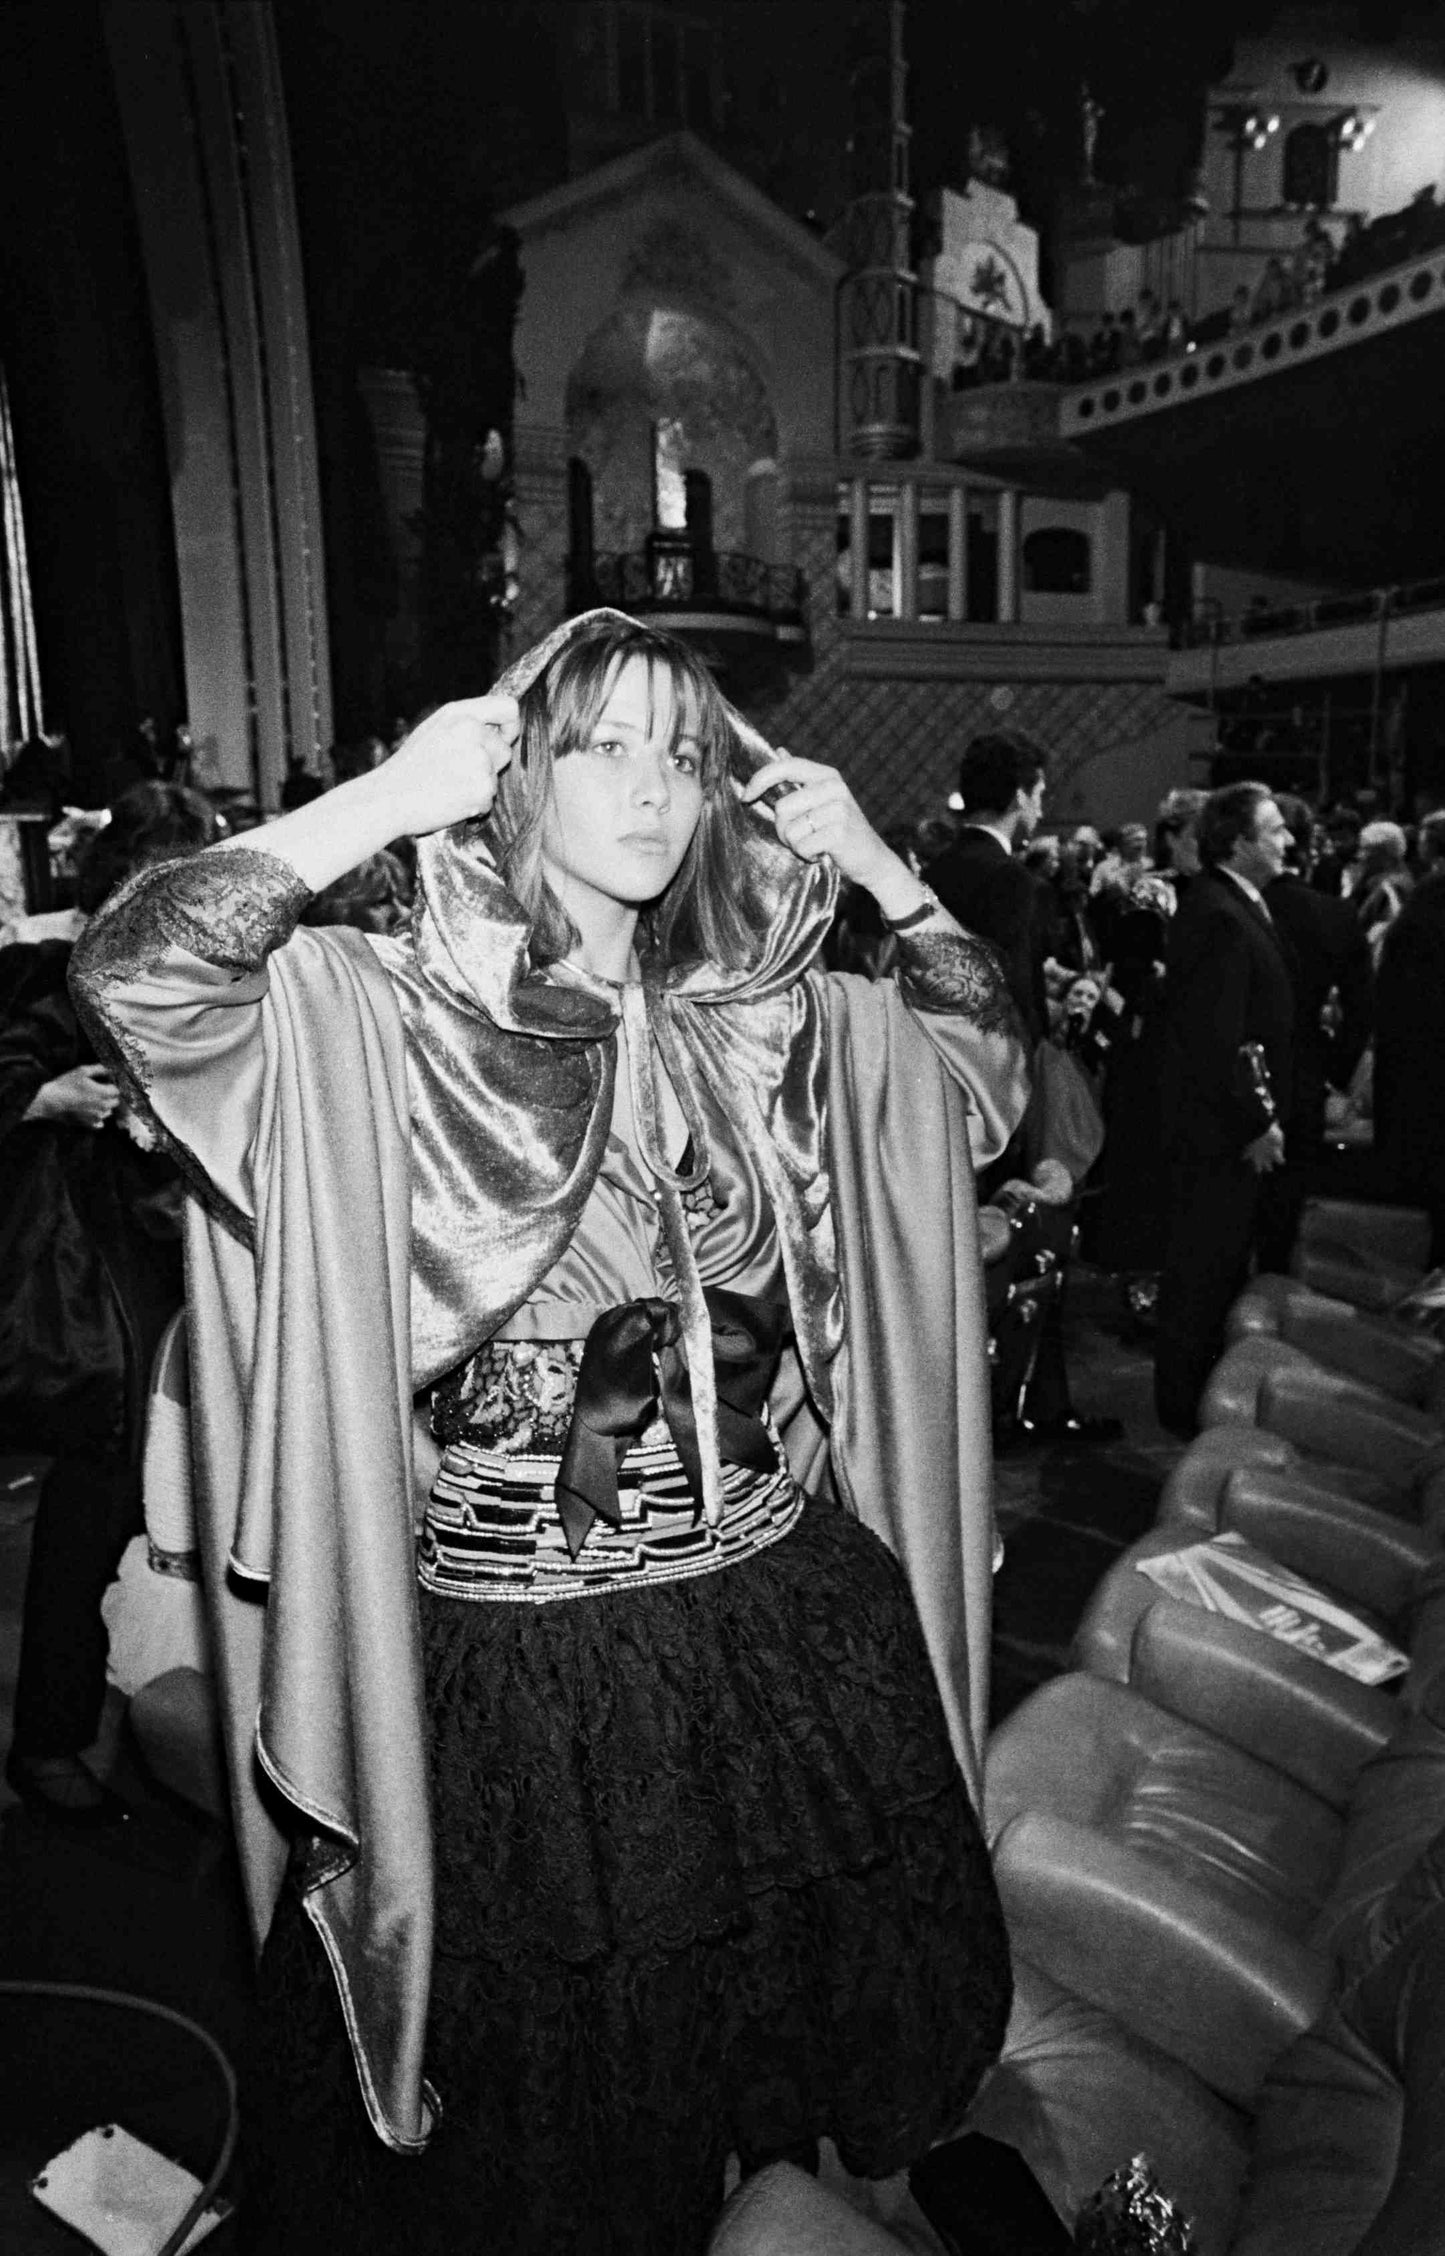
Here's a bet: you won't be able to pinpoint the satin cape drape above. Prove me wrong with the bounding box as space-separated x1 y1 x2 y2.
71 610 1026 2154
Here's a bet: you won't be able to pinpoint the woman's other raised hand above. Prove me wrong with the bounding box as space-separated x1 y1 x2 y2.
741 754 929 924
383 696 521 837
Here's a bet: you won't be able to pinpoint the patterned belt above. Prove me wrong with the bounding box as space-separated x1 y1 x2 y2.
419 1437 803 1605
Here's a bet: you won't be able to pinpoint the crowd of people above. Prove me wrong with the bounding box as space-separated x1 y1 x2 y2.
838 762 1445 1445
919 758 1433 1425
6 639 1445 2250
954 181 1445 392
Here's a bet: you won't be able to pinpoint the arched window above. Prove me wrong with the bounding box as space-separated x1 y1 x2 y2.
1022 525 1092 595
1283 121 1338 209
567 457 596 607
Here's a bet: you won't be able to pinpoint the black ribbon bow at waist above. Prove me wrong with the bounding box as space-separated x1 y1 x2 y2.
554 1289 788 1560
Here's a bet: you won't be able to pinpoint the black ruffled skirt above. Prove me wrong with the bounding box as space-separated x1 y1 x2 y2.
243 1497 1011 2256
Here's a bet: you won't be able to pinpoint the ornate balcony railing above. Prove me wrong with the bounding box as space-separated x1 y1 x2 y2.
1060 242 1445 437
1176 572 1445 650
573 545 808 640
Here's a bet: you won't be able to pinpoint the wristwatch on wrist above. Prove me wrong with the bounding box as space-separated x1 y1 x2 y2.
883 884 941 934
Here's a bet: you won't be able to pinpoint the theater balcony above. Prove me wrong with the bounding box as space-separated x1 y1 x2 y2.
568 537 810 700
932 381 1094 497
1169 574 1445 696
1056 241 1445 589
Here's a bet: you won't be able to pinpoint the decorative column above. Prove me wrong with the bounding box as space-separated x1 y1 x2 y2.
103 0 331 806
508 422 570 653
358 368 424 678
896 479 919 621
848 476 870 620
997 487 1020 624
834 0 919 461
947 485 967 622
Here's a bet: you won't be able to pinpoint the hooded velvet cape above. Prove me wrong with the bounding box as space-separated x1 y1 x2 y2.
72 612 1029 2153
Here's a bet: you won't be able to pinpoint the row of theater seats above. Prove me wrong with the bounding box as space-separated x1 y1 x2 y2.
966 1198 1445 2252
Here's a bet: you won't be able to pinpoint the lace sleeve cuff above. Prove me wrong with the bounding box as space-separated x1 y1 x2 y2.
69 847 317 1245
893 909 1026 1042
138 846 313 970
73 845 313 1000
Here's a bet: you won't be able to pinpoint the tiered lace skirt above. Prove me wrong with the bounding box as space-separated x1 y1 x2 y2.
244 1489 1011 2256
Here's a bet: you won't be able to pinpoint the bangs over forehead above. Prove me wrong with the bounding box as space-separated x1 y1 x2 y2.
493 615 772 972
539 623 733 791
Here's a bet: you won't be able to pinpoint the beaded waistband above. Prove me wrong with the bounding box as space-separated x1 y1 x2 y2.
419 1429 803 1606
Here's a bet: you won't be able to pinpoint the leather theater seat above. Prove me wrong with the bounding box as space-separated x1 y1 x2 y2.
100 1312 228 1821
976 1599 1445 2248
706 2162 943 2256
1291 1197 1431 1313
985 1598 1445 2050
964 1209 1445 2246
1200 1336 1445 1511
1157 1423 1431 1530
1228 1273 1445 1412
969 1820 1445 2254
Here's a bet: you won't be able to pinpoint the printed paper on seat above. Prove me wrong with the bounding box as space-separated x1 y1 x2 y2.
1134 1532 1408 1686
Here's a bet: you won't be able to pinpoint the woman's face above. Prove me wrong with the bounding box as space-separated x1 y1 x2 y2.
1172 821 1202 877
541 656 706 918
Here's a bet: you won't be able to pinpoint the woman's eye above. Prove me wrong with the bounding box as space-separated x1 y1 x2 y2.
589 737 627 757
671 751 699 777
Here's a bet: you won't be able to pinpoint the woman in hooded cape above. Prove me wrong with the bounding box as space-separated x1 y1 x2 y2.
72 612 1029 2256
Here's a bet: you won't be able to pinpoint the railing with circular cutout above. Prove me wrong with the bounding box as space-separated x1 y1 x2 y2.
1060 248 1445 436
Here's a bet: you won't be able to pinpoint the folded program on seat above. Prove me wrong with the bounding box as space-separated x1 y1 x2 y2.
1075 1465 1445 1712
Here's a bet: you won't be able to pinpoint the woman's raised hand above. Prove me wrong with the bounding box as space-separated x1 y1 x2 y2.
741 753 927 922
383 696 522 836
207 692 522 895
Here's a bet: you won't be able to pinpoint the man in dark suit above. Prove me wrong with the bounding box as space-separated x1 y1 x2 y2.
930 731 1120 1447
1257 793 1373 1273
927 731 1054 1051
1155 782 1297 1436
1374 867 1445 1265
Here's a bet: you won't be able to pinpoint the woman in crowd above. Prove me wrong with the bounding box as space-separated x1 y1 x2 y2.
1351 818 1413 958
2 782 216 1822
1078 818 1182 1336
1045 833 1102 976
1155 787 1206 896
73 611 1026 2255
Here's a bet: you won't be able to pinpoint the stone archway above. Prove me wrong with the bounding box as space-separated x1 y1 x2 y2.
565 305 777 562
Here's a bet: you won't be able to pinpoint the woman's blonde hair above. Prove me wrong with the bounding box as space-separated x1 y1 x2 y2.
489 616 766 971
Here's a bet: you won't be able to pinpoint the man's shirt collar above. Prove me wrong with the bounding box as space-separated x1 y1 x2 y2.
1221 865 1267 912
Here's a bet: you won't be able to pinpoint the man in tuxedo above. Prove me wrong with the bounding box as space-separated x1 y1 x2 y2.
1257 793 1373 1272
927 731 1053 1048
930 732 1120 1447
1155 783 1297 1436
1374 866 1445 1265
